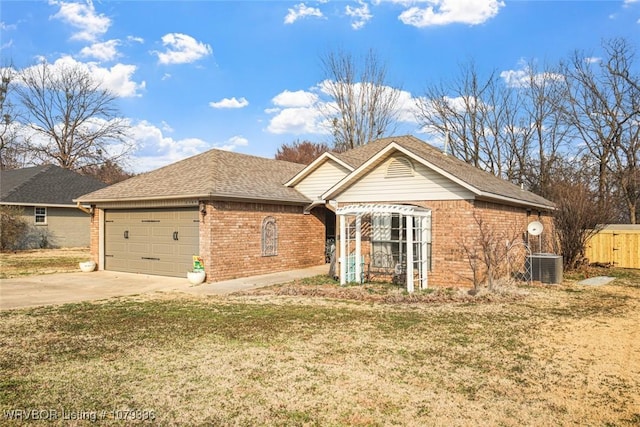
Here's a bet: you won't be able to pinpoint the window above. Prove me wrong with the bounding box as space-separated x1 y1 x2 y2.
261 216 278 256
371 213 431 271
35 207 47 224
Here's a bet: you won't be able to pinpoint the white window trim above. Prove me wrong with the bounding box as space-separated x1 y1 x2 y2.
34 207 47 225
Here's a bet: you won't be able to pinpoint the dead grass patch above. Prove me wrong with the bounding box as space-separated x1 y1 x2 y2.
1 269 640 425
1 250 638 425
0 248 90 279
234 275 530 305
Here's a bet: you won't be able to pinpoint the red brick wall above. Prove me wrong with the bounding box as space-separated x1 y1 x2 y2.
337 200 554 288
89 206 100 266
200 201 326 282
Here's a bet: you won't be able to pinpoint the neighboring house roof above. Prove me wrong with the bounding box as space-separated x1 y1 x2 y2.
1 165 107 206
77 149 310 204
323 135 555 210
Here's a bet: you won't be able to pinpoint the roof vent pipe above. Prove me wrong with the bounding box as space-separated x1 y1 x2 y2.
443 131 449 156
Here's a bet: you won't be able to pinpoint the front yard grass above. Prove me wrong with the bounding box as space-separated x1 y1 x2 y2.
1 264 639 426
0 248 90 279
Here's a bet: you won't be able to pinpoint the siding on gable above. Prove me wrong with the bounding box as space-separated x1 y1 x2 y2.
334 155 475 203
294 160 351 201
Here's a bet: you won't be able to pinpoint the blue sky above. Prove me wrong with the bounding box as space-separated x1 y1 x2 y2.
1 0 639 173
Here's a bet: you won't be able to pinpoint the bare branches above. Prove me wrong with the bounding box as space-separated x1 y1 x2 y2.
460 211 521 291
559 38 640 220
14 60 132 171
0 65 27 169
319 49 401 150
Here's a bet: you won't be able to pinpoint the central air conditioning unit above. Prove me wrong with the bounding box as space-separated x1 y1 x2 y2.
527 253 563 284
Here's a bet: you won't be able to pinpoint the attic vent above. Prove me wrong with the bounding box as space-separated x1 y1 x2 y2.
386 157 414 178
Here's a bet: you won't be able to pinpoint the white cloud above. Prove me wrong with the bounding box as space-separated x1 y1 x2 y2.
211 136 249 152
1 39 13 50
49 0 111 42
397 0 505 27
395 89 420 123
25 56 145 97
346 0 373 30
500 62 564 89
585 57 601 64
272 90 318 107
266 83 419 135
267 107 328 135
85 62 145 97
79 39 120 61
129 121 208 172
284 3 324 24
209 97 249 109
155 33 212 65
161 121 174 133
1 21 18 31
127 35 144 44
127 121 251 172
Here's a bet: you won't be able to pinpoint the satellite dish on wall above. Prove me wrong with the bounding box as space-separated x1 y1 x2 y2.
527 221 544 236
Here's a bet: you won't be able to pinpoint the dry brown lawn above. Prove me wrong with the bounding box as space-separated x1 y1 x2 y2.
0 251 639 426
0 248 90 279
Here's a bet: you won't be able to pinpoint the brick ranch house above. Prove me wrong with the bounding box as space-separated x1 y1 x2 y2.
76 135 555 290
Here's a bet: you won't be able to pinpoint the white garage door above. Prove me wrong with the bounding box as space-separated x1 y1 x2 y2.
104 208 199 277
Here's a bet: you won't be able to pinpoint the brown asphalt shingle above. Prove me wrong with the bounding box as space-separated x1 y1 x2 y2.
331 135 555 209
78 135 554 210
77 149 309 204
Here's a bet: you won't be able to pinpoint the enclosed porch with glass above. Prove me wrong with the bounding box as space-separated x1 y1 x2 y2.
336 204 432 293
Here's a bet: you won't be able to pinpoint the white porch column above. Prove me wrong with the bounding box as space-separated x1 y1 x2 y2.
355 215 362 283
421 216 429 290
406 215 414 293
339 214 346 286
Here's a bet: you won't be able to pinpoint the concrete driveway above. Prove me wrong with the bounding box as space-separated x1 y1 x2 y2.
0 264 329 310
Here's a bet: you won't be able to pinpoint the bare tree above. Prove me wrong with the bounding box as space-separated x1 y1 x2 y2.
548 158 613 269
274 140 332 165
319 48 401 150
0 65 26 169
559 38 640 218
416 59 572 192
461 212 521 291
78 160 132 185
415 60 523 180
14 60 132 171
516 60 571 196
415 61 492 170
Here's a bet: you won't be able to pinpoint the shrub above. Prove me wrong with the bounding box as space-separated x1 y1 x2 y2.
0 206 29 250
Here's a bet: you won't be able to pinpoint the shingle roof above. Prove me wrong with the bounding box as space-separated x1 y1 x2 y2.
331 135 555 209
1 165 107 205
77 149 310 204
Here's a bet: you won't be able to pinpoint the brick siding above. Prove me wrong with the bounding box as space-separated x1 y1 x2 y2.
200 201 326 282
337 200 555 288
89 207 100 265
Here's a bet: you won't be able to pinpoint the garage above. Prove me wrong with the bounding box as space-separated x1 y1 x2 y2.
104 208 199 277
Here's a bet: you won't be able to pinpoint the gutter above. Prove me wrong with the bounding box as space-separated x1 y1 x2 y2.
76 192 311 207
